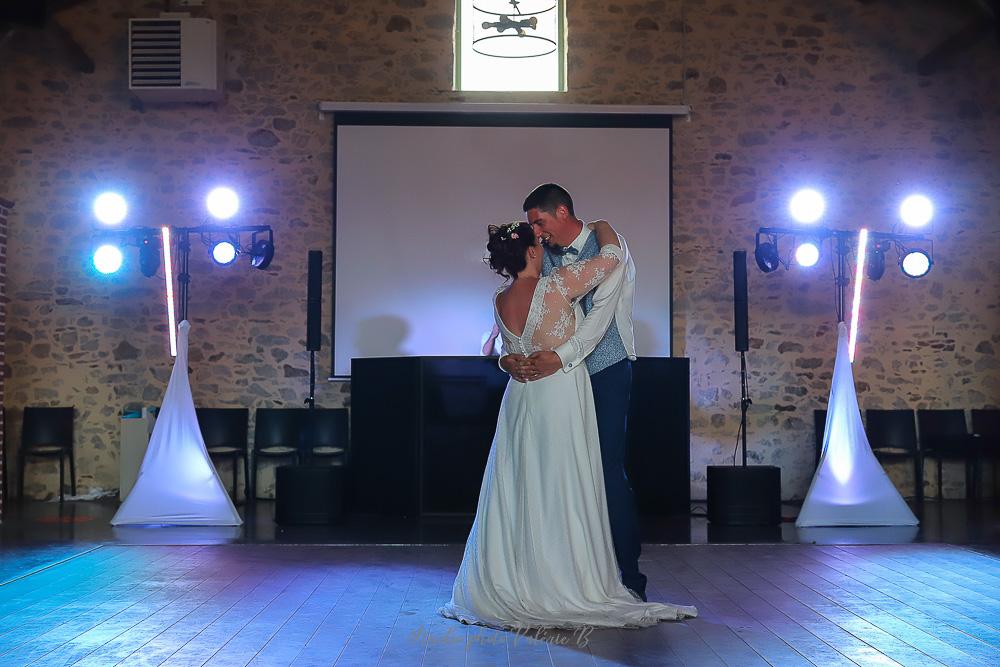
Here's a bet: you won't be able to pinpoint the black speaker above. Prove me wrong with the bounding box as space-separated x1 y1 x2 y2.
733 250 749 352
306 250 322 351
275 464 344 525
707 465 781 525
627 357 691 515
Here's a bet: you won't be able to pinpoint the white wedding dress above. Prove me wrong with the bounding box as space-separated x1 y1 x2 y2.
440 244 697 629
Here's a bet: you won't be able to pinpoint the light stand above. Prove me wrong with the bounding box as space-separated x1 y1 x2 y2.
835 231 850 323
95 223 276 341
746 224 933 529
306 352 316 410
304 250 324 411
739 349 750 467
755 226 930 324
177 229 192 322
171 224 274 321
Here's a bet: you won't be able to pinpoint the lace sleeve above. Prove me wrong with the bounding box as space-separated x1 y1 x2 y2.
550 244 623 303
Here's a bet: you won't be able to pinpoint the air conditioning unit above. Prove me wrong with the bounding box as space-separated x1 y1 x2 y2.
129 17 222 103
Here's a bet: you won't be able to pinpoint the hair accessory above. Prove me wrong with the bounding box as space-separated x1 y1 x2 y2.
498 221 523 241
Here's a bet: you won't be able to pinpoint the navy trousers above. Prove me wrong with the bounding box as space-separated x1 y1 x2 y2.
590 359 646 598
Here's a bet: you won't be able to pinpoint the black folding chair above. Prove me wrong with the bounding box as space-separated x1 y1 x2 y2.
917 409 976 499
18 407 75 502
813 409 827 468
197 408 250 503
865 409 923 502
301 408 349 464
252 408 308 500
971 409 1000 497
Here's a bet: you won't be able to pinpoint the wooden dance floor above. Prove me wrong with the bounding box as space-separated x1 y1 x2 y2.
1 543 998 666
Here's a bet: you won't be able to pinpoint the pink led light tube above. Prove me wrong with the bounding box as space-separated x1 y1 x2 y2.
162 226 178 357
849 228 868 363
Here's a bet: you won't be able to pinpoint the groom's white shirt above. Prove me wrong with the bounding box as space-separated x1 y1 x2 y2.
553 225 637 373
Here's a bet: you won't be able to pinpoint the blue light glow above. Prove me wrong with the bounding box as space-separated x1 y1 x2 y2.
206 187 239 220
794 242 820 267
789 189 826 224
899 194 933 228
901 250 931 278
93 245 124 274
211 241 238 265
93 192 128 225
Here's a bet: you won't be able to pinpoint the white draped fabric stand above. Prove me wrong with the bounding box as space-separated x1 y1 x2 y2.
111 321 242 526
796 323 918 527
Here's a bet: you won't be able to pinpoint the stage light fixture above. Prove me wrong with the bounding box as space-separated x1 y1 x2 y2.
206 187 239 220
93 244 123 274
900 249 932 278
794 241 820 268
754 235 780 273
211 240 238 266
138 236 161 277
899 194 933 228
789 189 825 224
93 192 128 226
249 231 275 270
866 240 889 281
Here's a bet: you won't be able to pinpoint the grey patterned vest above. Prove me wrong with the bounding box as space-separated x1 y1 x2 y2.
542 233 628 375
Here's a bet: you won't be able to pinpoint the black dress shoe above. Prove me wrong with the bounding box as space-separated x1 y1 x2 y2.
627 587 648 602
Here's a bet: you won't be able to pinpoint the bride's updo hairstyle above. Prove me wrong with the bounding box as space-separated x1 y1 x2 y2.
486 222 534 279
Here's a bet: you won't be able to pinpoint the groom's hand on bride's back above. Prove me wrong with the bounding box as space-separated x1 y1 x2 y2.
501 352 561 382
526 351 561 380
500 354 529 383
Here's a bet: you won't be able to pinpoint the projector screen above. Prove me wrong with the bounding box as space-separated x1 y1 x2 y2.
331 112 673 378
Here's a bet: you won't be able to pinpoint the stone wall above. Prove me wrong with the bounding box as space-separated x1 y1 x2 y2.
0 198 8 515
0 0 997 501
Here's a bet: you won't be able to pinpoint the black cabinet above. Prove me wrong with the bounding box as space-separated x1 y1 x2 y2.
350 356 690 517
628 357 691 515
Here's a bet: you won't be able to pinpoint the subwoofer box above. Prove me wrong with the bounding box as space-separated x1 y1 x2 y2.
707 465 781 526
275 464 344 525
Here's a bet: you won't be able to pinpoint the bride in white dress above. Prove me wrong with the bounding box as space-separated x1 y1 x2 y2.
439 220 697 630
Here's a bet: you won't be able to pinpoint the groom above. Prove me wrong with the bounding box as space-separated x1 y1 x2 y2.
500 183 647 601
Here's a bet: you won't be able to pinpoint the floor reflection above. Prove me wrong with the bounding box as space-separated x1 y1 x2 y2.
1 497 997 584
796 524 921 545
111 524 243 545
